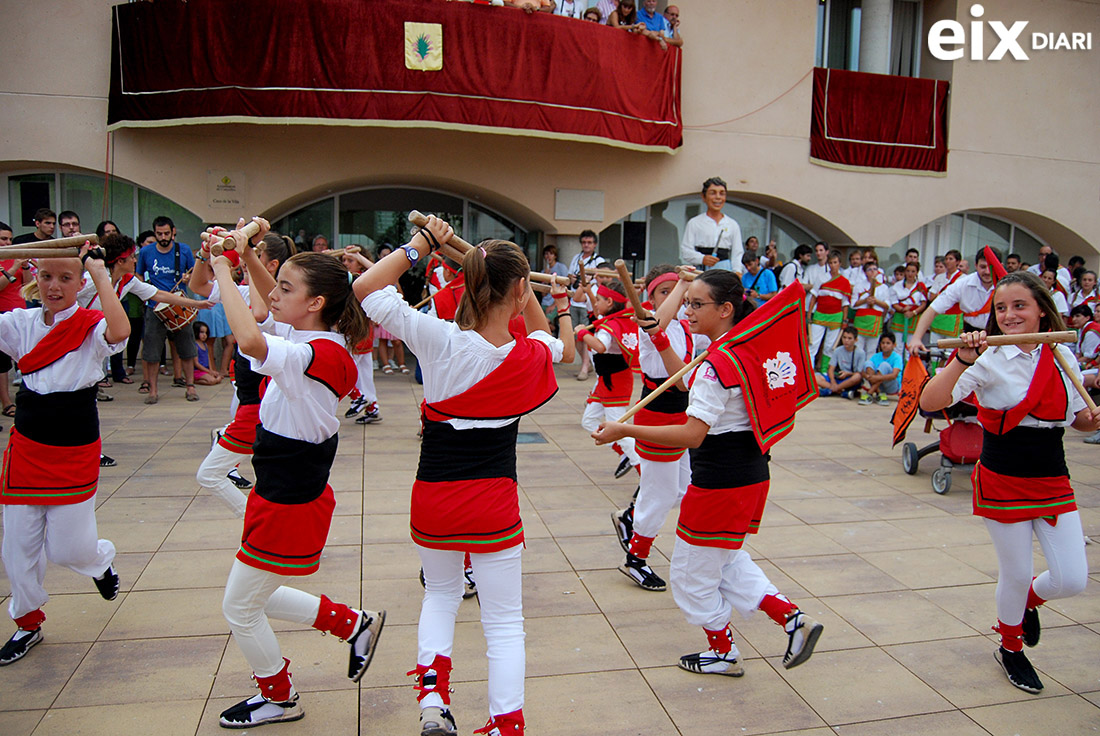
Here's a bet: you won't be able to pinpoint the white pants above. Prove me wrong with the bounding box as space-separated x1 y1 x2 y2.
670 538 777 631
857 335 879 358
581 402 640 465
196 444 249 519
417 544 524 717
633 455 691 541
222 559 322 678
2 498 115 620
353 352 376 404
808 324 840 368
984 511 1088 626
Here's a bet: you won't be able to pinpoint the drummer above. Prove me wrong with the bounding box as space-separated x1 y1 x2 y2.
135 217 200 404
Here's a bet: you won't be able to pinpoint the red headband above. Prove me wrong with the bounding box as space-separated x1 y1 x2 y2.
106 246 135 266
597 284 627 304
646 271 679 295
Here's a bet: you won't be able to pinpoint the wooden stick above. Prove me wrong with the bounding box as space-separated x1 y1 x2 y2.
201 220 263 257
529 281 551 294
413 276 463 310
936 331 1077 349
0 248 80 258
614 259 649 318
407 210 472 264
675 266 697 281
528 271 571 286
1050 345 1099 412
587 268 621 279
0 234 98 251
616 350 708 424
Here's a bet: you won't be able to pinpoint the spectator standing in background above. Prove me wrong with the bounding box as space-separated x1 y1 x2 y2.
679 177 743 275
583 6 602 22
11 208 55 245
57 211 82 238
553 0 586 19
636 0 682 47
95 221 120 239
540 245 569 333
608 0 638 27
664 4 682 43
780 244 813 290
310 235 329 253
596 0 618 22
0 222 26 418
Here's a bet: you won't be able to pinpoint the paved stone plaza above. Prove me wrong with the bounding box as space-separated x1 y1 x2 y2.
0 362 1098 736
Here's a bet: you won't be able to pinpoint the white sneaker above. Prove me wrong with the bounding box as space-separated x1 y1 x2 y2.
678 648 744 677
783 611 823 669
347 609 386 682
1084 429 1100 444
420 705 458 736
219 693 303 728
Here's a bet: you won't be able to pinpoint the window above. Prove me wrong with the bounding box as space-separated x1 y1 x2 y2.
816 0 922 77
893 212 1048 274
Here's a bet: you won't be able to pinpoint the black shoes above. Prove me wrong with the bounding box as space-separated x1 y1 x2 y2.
347 609 386 682
94 565 120 601
100 454 117 468
619 553 667 592
1022 607 1041 648
0 628 42 666
614 455 634 478
610 504 634 553
227 468 253 490
995 647 1044 694
782 611 823 669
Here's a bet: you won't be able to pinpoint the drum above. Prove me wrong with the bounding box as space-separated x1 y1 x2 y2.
154 296 198 333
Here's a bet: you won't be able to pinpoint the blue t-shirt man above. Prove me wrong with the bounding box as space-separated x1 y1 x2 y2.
137 236 195 307
637 3 672 35
741 266 778 307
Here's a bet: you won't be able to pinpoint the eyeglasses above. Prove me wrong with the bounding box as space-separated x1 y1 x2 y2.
685 300 716 310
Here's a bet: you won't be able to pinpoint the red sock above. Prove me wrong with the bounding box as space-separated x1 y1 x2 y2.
14 609 45 631
313 594 359 640
1026 579 1046 610
255 658 294 702
759 594 796 626
995 620 1024 652
611 443 625 457
628 534 654 559
406 654 452 705
704 625 733 654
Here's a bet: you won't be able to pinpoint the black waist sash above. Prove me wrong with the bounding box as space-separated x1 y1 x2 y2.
981 426 1066 478
234 348 263 406
592 352 629 378
689 430 770 489
695 245 731 260
417 419 518 483
641 375 689 414
15 385 98 446
252 424 337 504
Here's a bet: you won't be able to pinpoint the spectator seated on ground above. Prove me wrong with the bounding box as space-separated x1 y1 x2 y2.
815 326 865 398
859 331 902 406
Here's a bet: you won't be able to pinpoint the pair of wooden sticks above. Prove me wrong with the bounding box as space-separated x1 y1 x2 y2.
0 233 99 259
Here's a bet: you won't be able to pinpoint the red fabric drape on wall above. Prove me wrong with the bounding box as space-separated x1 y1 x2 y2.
108 0 682 152
809 68 949 174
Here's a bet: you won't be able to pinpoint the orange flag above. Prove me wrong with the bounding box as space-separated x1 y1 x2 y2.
891 353 930 446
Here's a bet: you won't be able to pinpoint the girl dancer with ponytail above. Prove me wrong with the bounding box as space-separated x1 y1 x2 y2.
594 270 823 678
211 231 385 729
190 223 291 518
354 216 572 736
920 271 1097 694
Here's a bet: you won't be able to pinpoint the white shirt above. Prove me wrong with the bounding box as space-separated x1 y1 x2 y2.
553 0 586 19
804 262 829 291
855 282 892 315
362 285 564 429
1077 326 1100 361
209 280 252 307
0 303 125 394
778 260 806 288
638 319 689 378
930 272 994 329
1028 263 1072 291
1052 290 1070 316
1070 290 1096 310
680 213 743 274
951 343 1085 428
246 324 349 444
686 361 752 433
567 252 607 307
79 276 158 311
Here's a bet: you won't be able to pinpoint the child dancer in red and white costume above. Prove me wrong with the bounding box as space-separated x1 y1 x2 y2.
355 219 572 736
190 225 290 518
594 270 823 677
920 271 1097 694
211 235 385 729
612 266 705 592
339 247 382 423
0 246 128 665
577 280 641 477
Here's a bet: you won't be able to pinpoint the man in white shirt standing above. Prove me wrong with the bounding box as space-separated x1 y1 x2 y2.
567 230 607 380
679 177 742 274
780 244 814 290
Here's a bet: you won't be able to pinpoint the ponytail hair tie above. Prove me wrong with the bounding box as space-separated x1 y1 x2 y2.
479 246 487 257
347 271 355 285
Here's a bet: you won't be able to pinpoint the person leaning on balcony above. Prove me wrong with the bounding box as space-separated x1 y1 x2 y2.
608 0 638 27
664 4 683 44
582 6 602 22
506 0 551 13
636 0 682 48
552 0 586 19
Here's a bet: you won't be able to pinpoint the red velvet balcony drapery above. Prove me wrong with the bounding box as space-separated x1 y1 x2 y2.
809 68 949 175
107 0 682 152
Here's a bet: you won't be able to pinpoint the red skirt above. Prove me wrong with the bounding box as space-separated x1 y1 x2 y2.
633 406 688 462
587 368 633 408
237 485 336 575
218 403 261 455
676 481 769 550
410 477 524 553
971 462 1076 522
1 428 100 505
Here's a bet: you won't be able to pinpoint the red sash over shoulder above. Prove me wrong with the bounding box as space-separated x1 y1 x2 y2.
976 346 1068 435
593 311 640 367
435 273 466 321
305 338 357 399
19 308 104 374
423 335 557 422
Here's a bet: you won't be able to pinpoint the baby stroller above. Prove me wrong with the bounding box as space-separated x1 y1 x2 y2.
900 348 983 494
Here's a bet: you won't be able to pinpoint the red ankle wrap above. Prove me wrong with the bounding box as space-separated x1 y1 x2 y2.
759 593 796 626
313 594 358 640
254 658 294 702
474 709 525 734
1026 579 1046 610
993 620 1024 652
611 443 625 457
704 625 733 654
14 609 45 631
628 534 654 559
406 654 452 705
